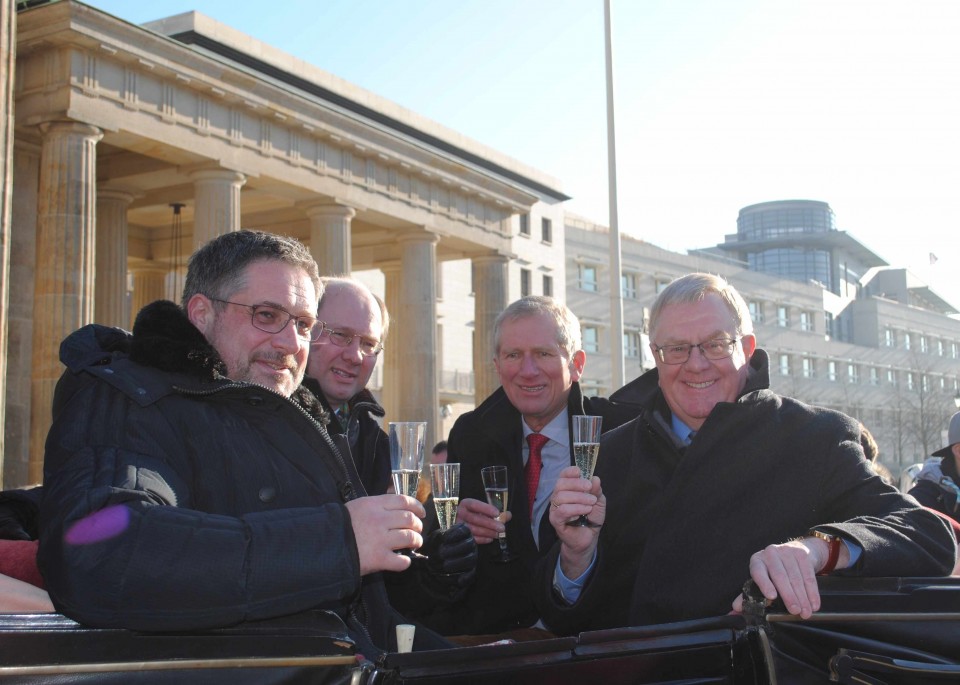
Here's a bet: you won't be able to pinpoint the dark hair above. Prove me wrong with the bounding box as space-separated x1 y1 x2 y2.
182 230 320 306
432 440 448 455
859 422 879 462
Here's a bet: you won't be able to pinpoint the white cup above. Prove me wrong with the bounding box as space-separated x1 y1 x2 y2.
396 623 416 653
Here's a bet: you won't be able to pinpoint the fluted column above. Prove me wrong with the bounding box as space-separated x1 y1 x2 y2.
189 167 245 249
4 143 40 487
380 261 401 423
130 263 170 316
30 121 103 483
305 202 355 276
95 187 136 329
396 231 440 449
471 253 510 403
0 2 15 487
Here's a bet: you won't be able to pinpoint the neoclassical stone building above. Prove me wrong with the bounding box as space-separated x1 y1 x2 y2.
0 2 568 487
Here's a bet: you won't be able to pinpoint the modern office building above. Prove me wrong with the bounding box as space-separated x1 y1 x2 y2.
567 211 960 475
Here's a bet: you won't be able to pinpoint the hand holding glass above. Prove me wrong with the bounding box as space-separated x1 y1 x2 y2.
389 422 426 498
430 463 460 532
569 415 602 527
481 465 516 562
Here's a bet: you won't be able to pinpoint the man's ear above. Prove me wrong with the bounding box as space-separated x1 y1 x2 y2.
740 334 757 359
186 294 214 334
569 349 587 381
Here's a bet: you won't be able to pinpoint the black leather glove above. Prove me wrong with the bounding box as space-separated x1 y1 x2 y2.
414 523 478 602
0 488 42 541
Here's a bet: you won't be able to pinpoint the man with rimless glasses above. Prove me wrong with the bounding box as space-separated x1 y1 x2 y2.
535 272 956 635
305 277 477 612
38 230 451 657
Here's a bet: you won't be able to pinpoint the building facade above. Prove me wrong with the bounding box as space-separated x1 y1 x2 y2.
568 211 960 476
1 3 568 486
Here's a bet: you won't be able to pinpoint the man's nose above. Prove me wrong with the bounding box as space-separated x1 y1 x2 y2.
519 353 540 374
339 337 364 362
685 344 712 369
272 319 303 352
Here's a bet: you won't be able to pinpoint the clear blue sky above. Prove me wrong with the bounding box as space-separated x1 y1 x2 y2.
84 0 960 309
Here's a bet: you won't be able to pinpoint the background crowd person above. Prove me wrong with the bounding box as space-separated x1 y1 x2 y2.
910 412 960 523
419 296 643 638
37 230 449 656
536 273 957 635
858 422 894 486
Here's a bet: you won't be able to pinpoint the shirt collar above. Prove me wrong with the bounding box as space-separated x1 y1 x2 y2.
671 413 697 445
523 408 570 447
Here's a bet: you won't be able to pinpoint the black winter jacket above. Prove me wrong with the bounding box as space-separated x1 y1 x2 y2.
420 380 645 635
37 301 446 656
910 456 960 521
534 349 958 634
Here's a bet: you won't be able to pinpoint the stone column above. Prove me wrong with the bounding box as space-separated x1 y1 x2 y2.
0 0 14 486
305 202 355 276
96 187 136 329
471 253 509 403
30 121 103 483
130 263 170 317
396 231 440 449
189 167 245 249
380 261 401 423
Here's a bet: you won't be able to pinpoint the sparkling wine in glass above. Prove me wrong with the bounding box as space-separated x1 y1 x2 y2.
430 462 460 532
389 422 427 498
481 465 516 562
568 415 602 527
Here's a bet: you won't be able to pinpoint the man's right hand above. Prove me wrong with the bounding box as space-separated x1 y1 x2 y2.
456 497 512 545
345 494 425 575
549 465 605 579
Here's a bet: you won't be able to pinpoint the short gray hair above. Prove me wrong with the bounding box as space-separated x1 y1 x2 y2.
648 273 753 340
493 296 582 358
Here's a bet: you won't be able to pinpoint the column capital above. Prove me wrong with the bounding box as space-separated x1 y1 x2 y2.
396 229 440 246
37 120 103 142
97 185 141 204
302 201 357 221
187 166 247 186
470 252 510 267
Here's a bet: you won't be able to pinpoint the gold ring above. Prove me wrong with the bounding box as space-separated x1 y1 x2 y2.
551 501 561 509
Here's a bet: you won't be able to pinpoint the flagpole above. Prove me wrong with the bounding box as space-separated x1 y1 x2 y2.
605 0 625 390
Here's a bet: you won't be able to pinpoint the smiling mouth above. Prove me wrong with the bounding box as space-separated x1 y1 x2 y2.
685 380 715 389
520 384 546 392
332 368 356 380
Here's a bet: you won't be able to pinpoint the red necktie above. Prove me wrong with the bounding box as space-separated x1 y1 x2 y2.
525 433 549 517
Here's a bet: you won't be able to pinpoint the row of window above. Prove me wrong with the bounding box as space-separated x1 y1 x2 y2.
748 301 817 332
776 354 960 392
883 327 960 358
577 265 669 298
518 214 552 243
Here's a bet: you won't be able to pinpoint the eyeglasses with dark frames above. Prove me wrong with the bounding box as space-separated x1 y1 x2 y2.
208 298 325 342
654 337 741 365
313 327 383 357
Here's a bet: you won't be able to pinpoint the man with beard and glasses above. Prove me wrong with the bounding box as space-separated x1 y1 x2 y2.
37 230 449 657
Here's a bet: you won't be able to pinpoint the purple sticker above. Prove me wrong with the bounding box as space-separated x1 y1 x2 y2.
64 505 130 545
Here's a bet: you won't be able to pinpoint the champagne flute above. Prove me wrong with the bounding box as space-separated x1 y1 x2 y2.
389 422 427 498
568 415 602 527
429 463 460 532
481 465 516 562
389 421 427 558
